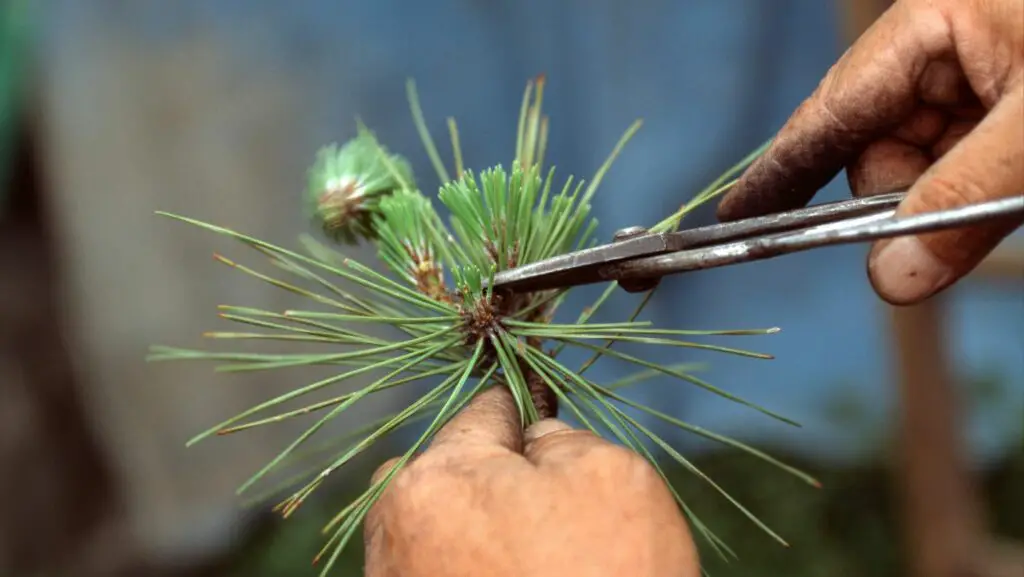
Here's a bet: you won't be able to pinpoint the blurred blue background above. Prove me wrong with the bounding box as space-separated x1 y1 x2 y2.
1 1 1021 576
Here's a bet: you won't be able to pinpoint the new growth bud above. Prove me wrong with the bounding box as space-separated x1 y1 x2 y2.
306 129 415 244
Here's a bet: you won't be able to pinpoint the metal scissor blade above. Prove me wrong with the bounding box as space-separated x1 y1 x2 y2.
604 193 1024 283
489 191 909 294
486 231 676 294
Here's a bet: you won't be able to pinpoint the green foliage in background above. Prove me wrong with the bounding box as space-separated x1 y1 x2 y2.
149 76 817 575
0 0 32 214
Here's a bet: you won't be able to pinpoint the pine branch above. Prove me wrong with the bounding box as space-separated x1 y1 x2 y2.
148 76 817 573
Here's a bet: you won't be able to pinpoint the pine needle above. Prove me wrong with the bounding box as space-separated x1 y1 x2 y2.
407 79 451 184
148 77 807 573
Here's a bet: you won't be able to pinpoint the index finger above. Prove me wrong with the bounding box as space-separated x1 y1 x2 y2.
429 385 524 454
716 3 938 221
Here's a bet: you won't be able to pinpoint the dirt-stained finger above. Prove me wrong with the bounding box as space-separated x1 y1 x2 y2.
918 59 979 108
893 106 948 146
868 88 1024 305
847 138 932 197
931 119 976 158
717 3 942 221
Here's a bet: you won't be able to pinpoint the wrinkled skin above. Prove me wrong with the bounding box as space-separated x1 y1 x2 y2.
363 386 700 577
363 2 1023 575
719 0 1023 306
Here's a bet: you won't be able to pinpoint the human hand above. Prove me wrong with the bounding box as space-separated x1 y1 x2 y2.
717 0 1023 305
363 386 699 577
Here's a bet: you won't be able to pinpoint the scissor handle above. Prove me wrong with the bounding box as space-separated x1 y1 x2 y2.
662 191 908 250
605 194 1024 282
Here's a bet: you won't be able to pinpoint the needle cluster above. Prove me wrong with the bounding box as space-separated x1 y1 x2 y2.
149 76 817 576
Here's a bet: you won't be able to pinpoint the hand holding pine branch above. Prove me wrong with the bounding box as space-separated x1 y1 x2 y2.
149 75 816 575
363 386 700 577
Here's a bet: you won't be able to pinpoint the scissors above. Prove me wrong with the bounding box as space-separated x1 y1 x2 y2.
489 191 1024 295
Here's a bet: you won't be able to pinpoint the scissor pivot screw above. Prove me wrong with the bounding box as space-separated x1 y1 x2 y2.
612 226 661 293
613 226 650 242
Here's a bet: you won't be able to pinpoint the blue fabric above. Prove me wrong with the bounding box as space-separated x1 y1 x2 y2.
48 0 1023 462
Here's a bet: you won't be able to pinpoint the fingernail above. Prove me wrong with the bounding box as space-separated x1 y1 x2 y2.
870 236 954 304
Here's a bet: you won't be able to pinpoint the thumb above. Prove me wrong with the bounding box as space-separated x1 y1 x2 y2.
868 86 1024 305
428 385 524 454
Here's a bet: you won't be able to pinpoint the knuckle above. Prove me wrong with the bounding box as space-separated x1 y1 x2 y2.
526 428 598 456
574 446 669 502
383 463 444 512
913 170 988 213
819 96 856 139
379 459 425 496
576 443 651 475
370 457 401 485
849 139 931 197
369 469 448 539
622 452 664 485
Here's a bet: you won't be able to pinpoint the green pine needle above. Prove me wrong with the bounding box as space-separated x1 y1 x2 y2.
149 76 817 573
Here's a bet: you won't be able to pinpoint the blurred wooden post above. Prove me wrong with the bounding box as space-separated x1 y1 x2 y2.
974 246 1024 283
888 296 987 577
837 0 891 47
839 2 1024 577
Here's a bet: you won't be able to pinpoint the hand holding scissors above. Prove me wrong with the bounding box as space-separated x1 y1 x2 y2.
490 191 1023 296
